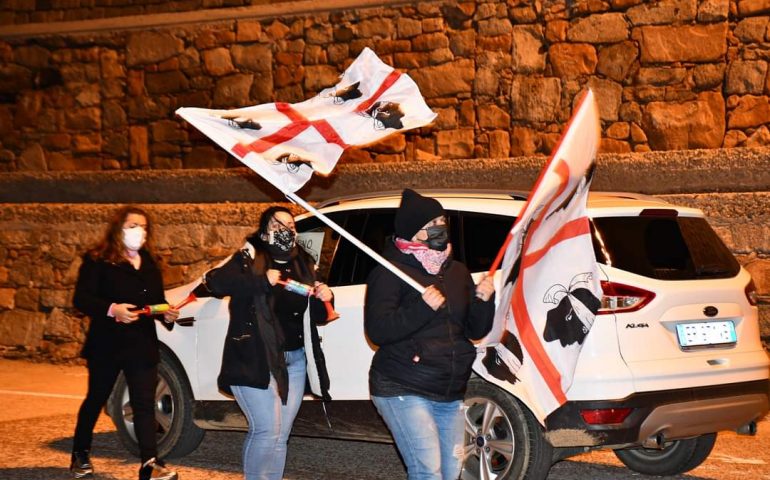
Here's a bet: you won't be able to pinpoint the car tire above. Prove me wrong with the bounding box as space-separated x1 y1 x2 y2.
106 349 205 459
461 377 553 480
613 433 717 476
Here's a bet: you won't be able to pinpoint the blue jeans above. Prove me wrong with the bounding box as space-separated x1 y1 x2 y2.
372 394 465 480
231 348 306 480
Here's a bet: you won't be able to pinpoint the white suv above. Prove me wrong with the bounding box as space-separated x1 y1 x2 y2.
106 190 769 479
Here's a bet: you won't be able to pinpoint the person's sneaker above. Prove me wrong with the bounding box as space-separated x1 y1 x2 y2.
139 457 178 480
70 450 93 478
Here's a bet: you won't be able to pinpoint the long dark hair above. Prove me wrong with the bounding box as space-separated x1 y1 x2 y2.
88 205 155 264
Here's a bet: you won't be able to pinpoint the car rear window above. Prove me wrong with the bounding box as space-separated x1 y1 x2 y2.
591 215 740 280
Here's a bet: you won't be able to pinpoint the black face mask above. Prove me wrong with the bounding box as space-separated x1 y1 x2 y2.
423 225 449 251
270 227 296 252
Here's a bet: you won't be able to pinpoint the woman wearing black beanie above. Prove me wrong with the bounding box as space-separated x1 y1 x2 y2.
365 189 496 480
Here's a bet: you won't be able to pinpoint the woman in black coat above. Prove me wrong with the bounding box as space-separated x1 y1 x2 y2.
365 189 496 480
198 206 333 480
71 206 179 480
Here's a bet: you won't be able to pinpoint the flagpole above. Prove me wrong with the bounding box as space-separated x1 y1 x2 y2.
285 191 426 294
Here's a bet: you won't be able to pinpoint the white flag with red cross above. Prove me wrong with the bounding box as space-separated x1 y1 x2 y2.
176 47 436 193
474 89 602 424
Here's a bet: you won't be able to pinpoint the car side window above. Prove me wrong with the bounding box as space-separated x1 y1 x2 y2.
296 211 347 284
458 212 514 272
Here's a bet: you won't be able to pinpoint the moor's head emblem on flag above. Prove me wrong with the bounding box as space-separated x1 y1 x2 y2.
330 81 363 104
482 330 524 385
274 153 312 173
542 273 601 347
364 101 405 130
218 112 262 131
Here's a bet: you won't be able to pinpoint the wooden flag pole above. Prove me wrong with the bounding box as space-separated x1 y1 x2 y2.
285 191 426 294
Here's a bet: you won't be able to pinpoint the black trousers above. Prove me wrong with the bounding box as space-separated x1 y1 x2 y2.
73 357 159 463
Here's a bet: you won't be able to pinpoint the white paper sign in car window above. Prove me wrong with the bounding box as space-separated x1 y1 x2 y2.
297 231 325 265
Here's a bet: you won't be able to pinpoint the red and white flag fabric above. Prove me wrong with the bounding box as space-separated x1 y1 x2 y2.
176 47 436 193
474 89 602 424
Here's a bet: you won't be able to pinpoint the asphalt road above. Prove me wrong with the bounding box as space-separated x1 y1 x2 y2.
1 358 769 480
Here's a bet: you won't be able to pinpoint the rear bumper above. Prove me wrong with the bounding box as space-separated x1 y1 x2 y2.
544 379 770 448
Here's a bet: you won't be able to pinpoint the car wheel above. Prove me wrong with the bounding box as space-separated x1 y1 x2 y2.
613 433 717 476
461 378 553 480
106 349 205 459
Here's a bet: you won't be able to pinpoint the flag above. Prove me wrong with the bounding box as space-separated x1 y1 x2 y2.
474 89 602 424
176 47 437 193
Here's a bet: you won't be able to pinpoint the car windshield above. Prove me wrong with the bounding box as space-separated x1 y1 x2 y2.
591 215 740 280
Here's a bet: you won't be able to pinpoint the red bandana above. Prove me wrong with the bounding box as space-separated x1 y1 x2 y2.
394 237 451 275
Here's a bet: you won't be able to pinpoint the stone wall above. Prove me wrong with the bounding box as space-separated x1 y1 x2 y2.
2 0 770 173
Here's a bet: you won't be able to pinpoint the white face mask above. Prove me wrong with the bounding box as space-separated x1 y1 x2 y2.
122 226 146 251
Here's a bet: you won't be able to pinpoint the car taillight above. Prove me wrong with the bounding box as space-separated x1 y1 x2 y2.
580 407 633 425
598 281 655 314
746 279 758 306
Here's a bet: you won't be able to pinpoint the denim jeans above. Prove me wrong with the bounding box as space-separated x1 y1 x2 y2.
372 394 465 480
231 348 306 480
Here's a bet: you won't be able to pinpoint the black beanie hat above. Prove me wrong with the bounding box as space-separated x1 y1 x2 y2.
394 189 444 239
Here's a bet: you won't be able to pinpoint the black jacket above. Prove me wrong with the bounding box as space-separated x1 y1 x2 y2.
73 250 171 366
201 241 331 403
365 240 495 401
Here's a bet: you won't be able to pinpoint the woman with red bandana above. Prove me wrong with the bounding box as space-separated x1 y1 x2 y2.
364 189 496 480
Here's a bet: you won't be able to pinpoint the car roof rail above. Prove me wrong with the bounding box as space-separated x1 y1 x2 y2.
592 191 670 204
315 189 530 208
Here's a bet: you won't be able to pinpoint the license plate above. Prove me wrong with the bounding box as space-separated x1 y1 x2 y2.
676 321 737 349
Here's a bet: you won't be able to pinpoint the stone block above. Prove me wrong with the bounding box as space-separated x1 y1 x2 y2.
397 17 422 38
410 59 474 98
306 25 333 45
303 65 340 92
478 17 512 36
692 63 725 90
550 43 598 78
488 130 510 158
44 307 81 340
511 25 546 74
726 60 768 95
355 17 395 39
738 0 770 17
0 310 45 348
236 20 262 43
634 24 727 63
478 104 510 129
597 41 639 82
126 31 183 67
436 129 474 159
636 67 687 86
600 138 632 153
511 76 561 122
0 288 14 309
728 95 770 129
18 144 46 172
202 48 234 77
734 17 769 43
627 0 697 25
568 13 628 43
587 77 623 121
642 92 725 149
213 73 254 107
698 0 730 21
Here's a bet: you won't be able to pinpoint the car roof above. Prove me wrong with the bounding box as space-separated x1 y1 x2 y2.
308 189 704 218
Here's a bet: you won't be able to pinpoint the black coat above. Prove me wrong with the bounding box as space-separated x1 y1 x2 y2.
201 241 331 403
365 241 495 401
73 250 171 366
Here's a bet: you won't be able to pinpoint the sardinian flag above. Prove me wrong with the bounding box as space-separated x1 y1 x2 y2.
176 47 436 193
474 89 602 424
